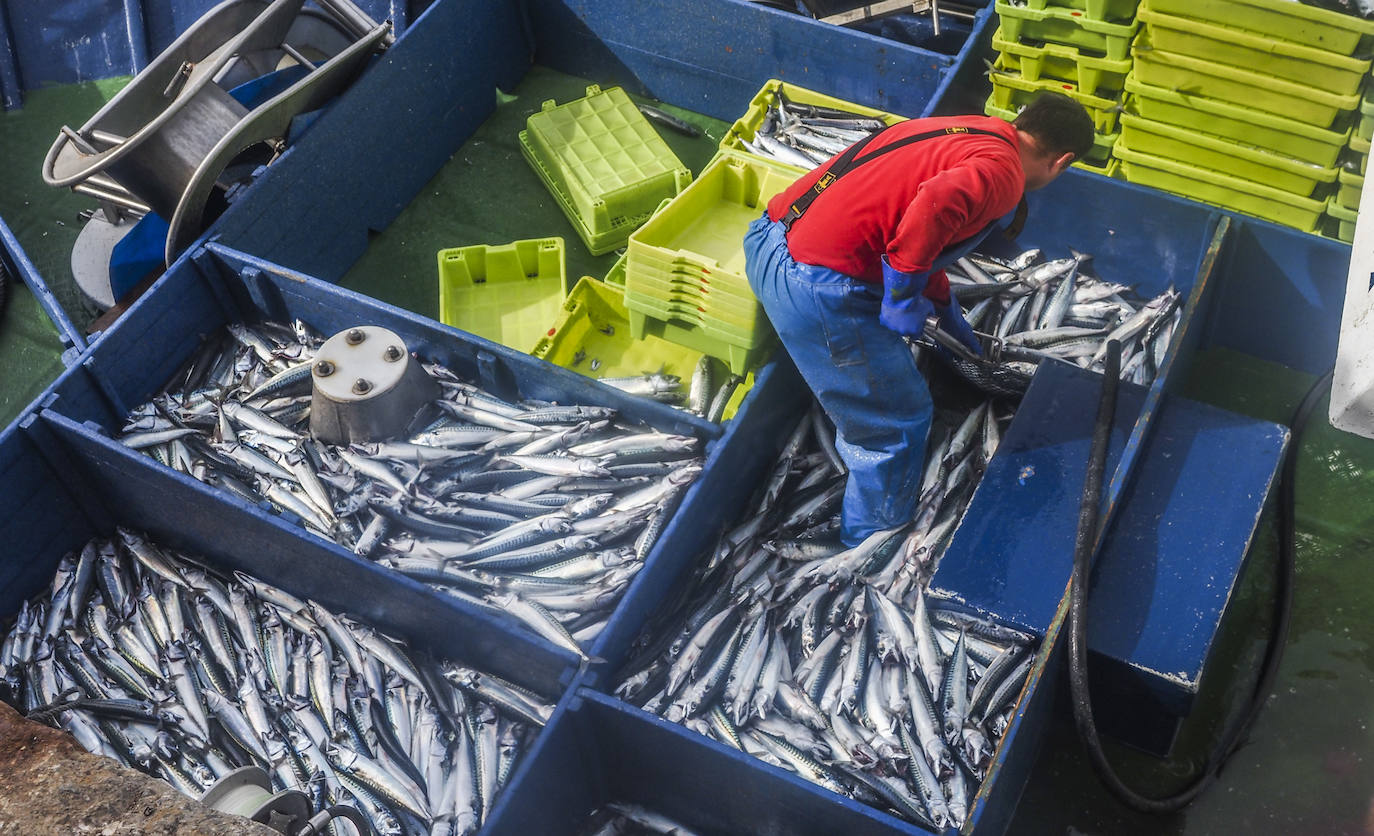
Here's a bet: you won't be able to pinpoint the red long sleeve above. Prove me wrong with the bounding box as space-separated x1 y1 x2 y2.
766 115 1025 301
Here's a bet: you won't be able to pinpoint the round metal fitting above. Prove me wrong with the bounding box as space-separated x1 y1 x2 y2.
383 345 403 362
313 360 335 377
344 328 366 345
351 379 372 395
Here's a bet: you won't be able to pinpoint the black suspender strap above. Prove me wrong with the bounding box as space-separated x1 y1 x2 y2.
778 125 1018 232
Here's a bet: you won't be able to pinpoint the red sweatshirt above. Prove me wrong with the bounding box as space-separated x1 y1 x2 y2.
765 114 1024 304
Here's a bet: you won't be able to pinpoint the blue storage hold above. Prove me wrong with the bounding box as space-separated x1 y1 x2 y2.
484 687 1051 836
0 410 574 699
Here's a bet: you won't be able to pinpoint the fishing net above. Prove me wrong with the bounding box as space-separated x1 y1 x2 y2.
941 354 1033 399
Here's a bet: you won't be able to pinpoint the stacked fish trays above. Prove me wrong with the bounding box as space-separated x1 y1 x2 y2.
988 0 1144 176
1117 0 1374 235
1328 88 1374 242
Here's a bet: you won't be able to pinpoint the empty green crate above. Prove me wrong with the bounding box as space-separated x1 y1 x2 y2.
1123 76 1351 168
530 276 752 421
995 0 1140 61
1119 113 1338 197
1326 197 1358 243
989 60 1122 133
1358 93 1374 142
625 302 775 376
1115 139 1326 232
1075 157 1122 178
1137 5 1371 97
604 251 628 287
719 79 907 172
985 99 1118 168
1143 0 1374 55
992 27 1133 95
1350 133 1370 177
437 237 567 351
1338 168 1365 211
1023 0 1141 23
1131 34 1361 127
520 84 693 255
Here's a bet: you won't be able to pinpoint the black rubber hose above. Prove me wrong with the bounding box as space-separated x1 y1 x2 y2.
1068 347 1332 813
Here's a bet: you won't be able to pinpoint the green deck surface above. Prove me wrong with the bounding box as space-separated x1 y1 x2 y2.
3 70 1374 834
339 65 732 320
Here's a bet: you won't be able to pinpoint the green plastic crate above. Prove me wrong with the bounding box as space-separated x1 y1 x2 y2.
985 99 1118 167
520 85 693 255
529 276 754 421
1123 76 1351 168
437 237 567 351
604 251 628 287
1023 0 1140 23
1131 34 1361 127
1119 113 1338 197
995 0 1140 61
1075 156 1122 178
1337 167 1365 211
627 150 797 309
989 60 1122 134
1144 0 1374 55
1358 93 1374 142
1350 133 1370 176
1137 5 1371 97
720 79 907 173
625 303 776 376
1326 197 1358 243
1115 139 1326 231
992 27 1133 95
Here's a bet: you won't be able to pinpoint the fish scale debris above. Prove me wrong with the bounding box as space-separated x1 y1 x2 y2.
115 319 707 652
0 530 552 836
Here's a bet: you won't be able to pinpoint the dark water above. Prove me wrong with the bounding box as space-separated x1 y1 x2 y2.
1010 348 1374 835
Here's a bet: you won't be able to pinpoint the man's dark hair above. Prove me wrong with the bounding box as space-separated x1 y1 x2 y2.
1012 91 1096 161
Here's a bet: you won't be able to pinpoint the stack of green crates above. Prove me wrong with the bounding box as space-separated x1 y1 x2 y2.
623 150 797 375
989 0 1144 176
1327 91 1373 242
1115 0 1373 236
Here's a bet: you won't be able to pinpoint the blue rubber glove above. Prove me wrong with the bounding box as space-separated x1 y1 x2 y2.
935 289 983 356
878 255 935 337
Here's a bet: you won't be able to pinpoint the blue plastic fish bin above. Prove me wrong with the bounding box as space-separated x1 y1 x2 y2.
0 406 576 700
38 242 825 673
201 0 998 283
483 683 1059 836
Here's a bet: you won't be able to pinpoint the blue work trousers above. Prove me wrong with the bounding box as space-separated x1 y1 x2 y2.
744 214 933 547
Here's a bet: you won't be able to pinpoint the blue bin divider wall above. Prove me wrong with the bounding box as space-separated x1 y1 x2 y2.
0 0 416 109
524 0 996 123
1 214 85 361
1201 217 1351 377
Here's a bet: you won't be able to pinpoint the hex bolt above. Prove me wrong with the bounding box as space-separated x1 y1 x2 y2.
383 345 404 362
345 328 366 345
314 360 335 377
352 379 373 395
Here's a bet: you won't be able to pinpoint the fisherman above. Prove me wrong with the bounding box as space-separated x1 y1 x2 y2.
743 92 1096 547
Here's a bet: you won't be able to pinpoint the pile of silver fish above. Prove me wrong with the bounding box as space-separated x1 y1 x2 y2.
0 529 553 836
582 801 702 836
614 402 1033 830
115 319 706 654
739 89 888 171
946 248 1182 386
580 351 745 423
